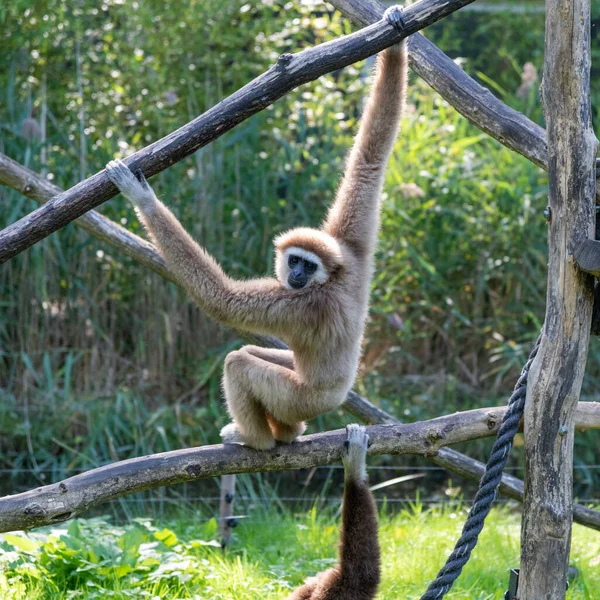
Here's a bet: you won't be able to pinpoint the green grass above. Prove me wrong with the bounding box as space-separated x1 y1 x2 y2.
1 506 598 599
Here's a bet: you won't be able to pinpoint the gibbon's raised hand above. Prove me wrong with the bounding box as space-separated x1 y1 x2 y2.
106 36 407 450
286 424 380 600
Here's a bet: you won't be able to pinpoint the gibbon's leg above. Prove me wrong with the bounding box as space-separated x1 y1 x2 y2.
286 424 380 600
221 349 319 448
242 346 295 370
230 346 306 443
221 350 276 451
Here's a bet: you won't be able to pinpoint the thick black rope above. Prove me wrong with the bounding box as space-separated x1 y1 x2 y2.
420 334 542 599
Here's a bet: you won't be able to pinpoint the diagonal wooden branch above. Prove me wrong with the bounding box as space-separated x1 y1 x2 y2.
327 0 600 199
2 154 600 532
0 0 476 264
0 404 599 533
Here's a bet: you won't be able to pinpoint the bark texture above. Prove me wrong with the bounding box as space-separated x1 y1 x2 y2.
519 1 597 597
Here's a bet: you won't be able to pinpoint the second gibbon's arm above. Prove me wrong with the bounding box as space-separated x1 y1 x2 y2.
323 42 407 259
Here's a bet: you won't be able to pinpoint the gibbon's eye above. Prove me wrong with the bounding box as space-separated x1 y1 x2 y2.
304 261 318 275
288 255 300 268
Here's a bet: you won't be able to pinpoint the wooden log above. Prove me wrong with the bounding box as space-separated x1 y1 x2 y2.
519 0 597 597
0 404 599 534
328 0 600 201
3 156 600 534
0 0 476 264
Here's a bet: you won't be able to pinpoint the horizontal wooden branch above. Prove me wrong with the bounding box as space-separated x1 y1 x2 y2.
1 403 598 533
328 0 600 199
0 0 475 264
2 156 600 532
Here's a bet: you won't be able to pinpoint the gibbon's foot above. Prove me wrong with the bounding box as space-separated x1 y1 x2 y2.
220 422 276 450
268 419 307 444
342 424 369 482
105 159 156 211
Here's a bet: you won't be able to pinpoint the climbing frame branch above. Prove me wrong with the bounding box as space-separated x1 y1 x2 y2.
0 0 476 264
520 0 598 597
1 404 599 534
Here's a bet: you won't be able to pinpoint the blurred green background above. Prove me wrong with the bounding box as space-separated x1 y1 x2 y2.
1 0 599 512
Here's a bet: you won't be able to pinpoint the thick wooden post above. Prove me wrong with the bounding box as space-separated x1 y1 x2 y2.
519 0 597 598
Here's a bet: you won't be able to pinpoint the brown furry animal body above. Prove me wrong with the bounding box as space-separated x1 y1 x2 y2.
106 40 407 450
287 424 380 600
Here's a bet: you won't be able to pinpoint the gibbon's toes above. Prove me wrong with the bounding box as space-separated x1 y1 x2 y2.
220 423 276 450
220 423 245 445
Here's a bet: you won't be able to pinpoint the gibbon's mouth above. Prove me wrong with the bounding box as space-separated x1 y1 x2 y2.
288 277 307 289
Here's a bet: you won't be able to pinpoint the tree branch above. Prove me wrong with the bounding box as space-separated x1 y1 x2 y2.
0 0 476 264
1 404 598 533
327 0 600 199
2 155 600 532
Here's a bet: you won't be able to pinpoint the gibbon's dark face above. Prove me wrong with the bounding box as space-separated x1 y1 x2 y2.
287 254 318 289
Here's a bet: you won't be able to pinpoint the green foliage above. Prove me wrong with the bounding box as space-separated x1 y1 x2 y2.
0 507 598 598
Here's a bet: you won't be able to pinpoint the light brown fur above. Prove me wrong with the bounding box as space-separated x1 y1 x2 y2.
287 424 380 600
106 42 407 450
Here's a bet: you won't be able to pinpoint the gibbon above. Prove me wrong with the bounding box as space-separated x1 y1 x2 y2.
287 424 380 600
105 31 407 450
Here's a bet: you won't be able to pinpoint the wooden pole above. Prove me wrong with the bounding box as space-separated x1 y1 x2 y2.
218 474 237 550
519 0 597 597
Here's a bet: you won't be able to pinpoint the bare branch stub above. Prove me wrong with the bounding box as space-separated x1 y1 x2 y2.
0 0 477 264
520 0 597 597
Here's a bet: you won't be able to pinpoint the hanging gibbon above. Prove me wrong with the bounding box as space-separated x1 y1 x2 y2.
106 31 407 450
287 424 380 600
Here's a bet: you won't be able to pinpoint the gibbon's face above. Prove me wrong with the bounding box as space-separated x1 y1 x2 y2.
276 247 329 290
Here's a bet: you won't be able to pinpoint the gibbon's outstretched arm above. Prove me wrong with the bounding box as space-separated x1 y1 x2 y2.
105 160 306 337
287 425 380 600
323 40 407 259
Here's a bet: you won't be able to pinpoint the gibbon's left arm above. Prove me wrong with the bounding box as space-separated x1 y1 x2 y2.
287 425 380 600
323 36 408 260
105 160 305 337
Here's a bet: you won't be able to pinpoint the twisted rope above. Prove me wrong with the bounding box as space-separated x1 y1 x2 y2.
420 334 542 600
